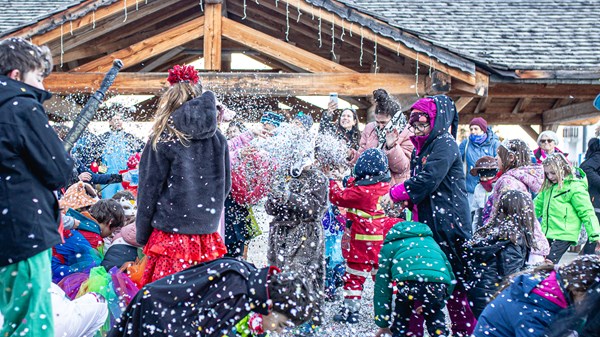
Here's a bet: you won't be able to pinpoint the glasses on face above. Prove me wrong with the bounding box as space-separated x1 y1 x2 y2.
408 123 430 132
540 139 554 144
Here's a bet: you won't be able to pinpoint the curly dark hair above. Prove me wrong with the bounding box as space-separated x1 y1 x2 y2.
373 88 401 117
89 199 125 230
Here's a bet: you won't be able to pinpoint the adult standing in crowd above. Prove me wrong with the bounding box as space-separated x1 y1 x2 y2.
387 95 476 336
319 100 361 151
532 130 566 164
99 112 143 198
579 126 600 255
347 89 413 184
459 117 500 206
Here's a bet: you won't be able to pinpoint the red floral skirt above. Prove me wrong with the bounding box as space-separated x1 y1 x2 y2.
141 229 227 286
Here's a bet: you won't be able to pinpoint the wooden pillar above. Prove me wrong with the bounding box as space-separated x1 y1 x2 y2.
204 0 223 71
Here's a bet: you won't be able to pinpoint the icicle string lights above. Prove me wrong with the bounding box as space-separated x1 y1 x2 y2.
415 53 420 97
373 36 378 72
396 43 400 56
296 0 302 22
242 0 247 19
349 22 353 37
70 20 73 35
359 26 364 66
60 24 64 68
331 16 336 60
429 59 433 78
199 0 203 12
275 0 279 7
92 10 96 29
318 9 322 48
123 0 128 22
340 20 345 41
136 0 139 10
285 2 290 41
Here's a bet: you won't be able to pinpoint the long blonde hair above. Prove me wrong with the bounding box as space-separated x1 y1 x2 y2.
542 153 572 190
150 82 202 150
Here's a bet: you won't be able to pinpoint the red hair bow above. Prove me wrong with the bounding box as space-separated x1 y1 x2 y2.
167 65 199 85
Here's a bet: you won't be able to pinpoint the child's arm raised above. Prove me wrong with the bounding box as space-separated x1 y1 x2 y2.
328 179 366 208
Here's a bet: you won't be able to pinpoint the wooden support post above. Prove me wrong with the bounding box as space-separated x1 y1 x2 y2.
520 125 540 141
455 97 474 112
204 1 223 71
512 97 532 114
474 96 491 114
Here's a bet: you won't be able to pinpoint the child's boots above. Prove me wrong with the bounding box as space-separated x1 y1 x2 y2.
332 299 360 324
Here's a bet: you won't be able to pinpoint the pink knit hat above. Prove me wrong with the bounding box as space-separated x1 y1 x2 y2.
409 98 437 125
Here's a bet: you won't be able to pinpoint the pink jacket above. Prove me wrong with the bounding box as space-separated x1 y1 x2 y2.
227 131 254 167
348 122 414 185
490 165 550 259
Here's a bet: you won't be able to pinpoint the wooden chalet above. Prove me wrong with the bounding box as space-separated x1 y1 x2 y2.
1 0 599 139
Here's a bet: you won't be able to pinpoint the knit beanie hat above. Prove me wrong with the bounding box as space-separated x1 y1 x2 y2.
60 182 99 211
469 117 488 132
354 148 389 180
120 223 141 247
127 153 141 170
409 97 437 125
294 111 314 130
260 111 285 127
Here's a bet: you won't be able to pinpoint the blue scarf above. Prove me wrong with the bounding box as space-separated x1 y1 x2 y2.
469 133 487 145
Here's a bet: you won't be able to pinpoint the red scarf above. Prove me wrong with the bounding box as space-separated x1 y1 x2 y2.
480 176 499 192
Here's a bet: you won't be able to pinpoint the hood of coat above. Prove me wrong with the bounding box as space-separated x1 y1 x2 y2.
510 272 569 312
384 221 433 243
504 164 544 194
170 90 218 140
585 137 600 160
0 75 52 107
421 95 459 150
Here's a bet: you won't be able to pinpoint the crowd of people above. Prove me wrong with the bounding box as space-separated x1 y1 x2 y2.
1 38 600 337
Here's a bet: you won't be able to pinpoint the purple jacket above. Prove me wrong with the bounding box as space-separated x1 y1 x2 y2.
487 165 550 258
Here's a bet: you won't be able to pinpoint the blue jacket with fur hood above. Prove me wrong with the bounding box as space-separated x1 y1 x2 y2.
136 91 231 245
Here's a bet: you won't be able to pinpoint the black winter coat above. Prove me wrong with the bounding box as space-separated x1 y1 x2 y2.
108 258 273 337
468 238 528 318
404 95 472 281
580 138 600 214
136 91 231 245
0 76 73 266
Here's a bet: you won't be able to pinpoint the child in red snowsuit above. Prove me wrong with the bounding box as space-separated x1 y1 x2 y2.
329 148 392 323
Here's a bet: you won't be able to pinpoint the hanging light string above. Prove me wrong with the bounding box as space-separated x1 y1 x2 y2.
331 16 336 60
296 0 302 22
92 10 96 29
60 24 64 67
285 1 290 41
123 0 128 22
70 20 73 35
349 22 353 37
199 0 203 11
415 53 420 97
373 36 378 72
340 19 345 41
242 0 247 19
135 0 139 10
359 26 364 66
318 8 322 48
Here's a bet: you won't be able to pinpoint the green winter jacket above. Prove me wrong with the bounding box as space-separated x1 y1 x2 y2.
534 168 600 243
373 221 455 328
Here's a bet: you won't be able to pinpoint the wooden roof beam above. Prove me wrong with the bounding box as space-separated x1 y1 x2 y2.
512 97 532 114
139 47 186 72
287 0 478 85
71 16 205 72
543 101 599 125
474 96 491 114
455 97 474 112
221 17 354 73
520 125 540 141
48 0 183 56
204 1 223 70
489 83 600 99
44 72 428 96
19 0 156 44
